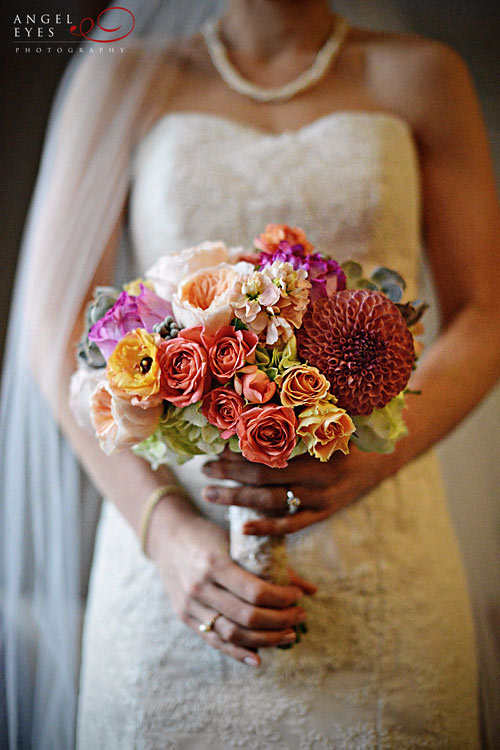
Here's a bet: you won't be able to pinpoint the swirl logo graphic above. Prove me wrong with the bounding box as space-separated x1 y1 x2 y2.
70 7 135 43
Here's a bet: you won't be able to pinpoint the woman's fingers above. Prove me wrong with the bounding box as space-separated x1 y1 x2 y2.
185 615 261 666
243 508 332 536
211 557 304 608
287 567 318 595
188 600 297 649
203 457 315 486
203 484 328 512
200 581 308 631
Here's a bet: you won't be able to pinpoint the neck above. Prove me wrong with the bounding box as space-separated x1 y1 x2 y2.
220 0 336 60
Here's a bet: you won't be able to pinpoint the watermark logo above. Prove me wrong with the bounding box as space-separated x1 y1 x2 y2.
70 7 135 43
13 7 135 54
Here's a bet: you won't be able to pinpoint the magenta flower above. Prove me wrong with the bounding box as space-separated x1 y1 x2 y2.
259 242 346 302
88 284 172 360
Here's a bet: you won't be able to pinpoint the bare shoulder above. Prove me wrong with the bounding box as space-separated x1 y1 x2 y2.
348 26 478 138
352 25 470 83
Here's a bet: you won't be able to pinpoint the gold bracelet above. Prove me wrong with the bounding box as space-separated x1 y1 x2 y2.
140 484 190 558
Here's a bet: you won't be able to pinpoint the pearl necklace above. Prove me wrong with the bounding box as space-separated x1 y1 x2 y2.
202 15 350 104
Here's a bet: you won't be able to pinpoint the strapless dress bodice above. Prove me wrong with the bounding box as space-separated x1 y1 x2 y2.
130 110 422 299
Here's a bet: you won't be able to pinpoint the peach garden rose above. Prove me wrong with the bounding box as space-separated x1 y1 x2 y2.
172 261 253 334
146 241 231 301
90 382 162 455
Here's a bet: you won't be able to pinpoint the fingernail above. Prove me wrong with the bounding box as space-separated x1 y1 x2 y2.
279 632 296 645
243 655 259 667
205 488 218 500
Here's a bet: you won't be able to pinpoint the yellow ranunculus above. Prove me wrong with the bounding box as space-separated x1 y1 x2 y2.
107 328 161 402
277 364 332 408
297 400 355 461
123 278 155 296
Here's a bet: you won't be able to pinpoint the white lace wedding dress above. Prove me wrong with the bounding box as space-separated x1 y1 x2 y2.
76 111 480 749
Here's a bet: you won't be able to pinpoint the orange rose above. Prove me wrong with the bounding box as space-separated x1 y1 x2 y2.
236 405 297 468
208 325 259 383
157 327 212 408
277 364 331 408
254 224 314 255
297 401 355 461
201 387 245 439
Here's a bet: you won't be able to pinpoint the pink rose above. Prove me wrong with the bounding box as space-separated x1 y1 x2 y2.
201 387 245 439
157 327 212 407
234 366 276 404
236 405 297 468
208 325 258 384
88 284 172 360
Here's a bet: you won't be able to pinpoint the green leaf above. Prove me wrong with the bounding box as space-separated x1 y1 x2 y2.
381 282 403 302
396 301 428 327
228 436 242 453
231 317 248 331
371 266 406 291
356 278 379 291
341 260 363 288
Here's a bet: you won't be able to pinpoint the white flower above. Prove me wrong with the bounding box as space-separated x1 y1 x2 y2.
146 241 230 301
69 364 107 434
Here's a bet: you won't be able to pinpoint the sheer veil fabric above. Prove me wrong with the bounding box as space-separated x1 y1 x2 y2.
0 1 498 748
0 3 225 747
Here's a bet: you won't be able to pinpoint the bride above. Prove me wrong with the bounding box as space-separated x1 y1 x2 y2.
2 0 499 747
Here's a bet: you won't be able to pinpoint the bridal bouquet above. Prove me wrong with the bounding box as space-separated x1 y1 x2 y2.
71 224 425 588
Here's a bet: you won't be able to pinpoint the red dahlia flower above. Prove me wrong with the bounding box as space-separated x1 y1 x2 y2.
297 290 415 415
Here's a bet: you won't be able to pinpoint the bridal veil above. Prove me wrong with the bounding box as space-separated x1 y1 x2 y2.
0 1 498 748
0 3 225 747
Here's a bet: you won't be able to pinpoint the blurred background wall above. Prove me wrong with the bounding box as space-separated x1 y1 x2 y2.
1 0 499 642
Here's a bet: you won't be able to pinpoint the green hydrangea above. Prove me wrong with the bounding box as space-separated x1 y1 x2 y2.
133 402 225 469
255 335 302 380
351 392 408 454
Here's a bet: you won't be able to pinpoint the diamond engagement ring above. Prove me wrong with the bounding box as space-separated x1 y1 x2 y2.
199 613 221 633
286 489 301 514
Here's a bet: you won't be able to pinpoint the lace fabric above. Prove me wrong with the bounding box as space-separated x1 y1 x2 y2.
76 112 479 748
78 454 478 749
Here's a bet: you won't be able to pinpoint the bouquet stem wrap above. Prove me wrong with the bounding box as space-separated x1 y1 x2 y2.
229 506 289 584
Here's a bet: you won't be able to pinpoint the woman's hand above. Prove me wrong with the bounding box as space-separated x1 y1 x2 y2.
202 446 400 536
149 507 316 666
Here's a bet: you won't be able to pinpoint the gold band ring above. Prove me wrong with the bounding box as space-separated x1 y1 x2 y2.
199 613 222 633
